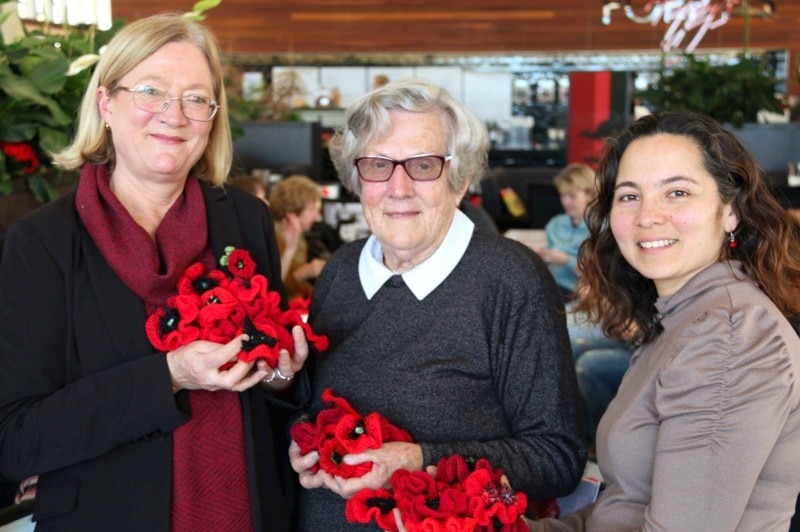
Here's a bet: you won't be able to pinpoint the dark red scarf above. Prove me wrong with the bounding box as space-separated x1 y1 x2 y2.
76 164 253 531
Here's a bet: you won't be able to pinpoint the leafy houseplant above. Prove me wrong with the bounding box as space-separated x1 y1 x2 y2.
0 0 221 203
0 2 122 201
638 53 783 128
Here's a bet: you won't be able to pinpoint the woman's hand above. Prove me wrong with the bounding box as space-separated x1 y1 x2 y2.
290 440 423 499
166 335 269 393
324 441 423 498
258 325 309 391
289 440 336 489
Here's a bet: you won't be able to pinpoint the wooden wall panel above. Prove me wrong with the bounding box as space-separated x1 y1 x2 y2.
110 0 800 94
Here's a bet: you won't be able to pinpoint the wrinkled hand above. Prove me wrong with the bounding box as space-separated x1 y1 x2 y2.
258 325 309 391
166 335 268 393
289 439 335 489
325 441 423 499
289 440 423 499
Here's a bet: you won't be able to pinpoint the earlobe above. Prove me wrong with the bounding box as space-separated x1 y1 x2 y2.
726 210 740 233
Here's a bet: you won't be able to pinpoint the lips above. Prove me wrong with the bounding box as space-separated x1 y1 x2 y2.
639 239 677 249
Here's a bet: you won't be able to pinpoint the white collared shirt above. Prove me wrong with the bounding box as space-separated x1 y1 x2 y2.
358 209 475 300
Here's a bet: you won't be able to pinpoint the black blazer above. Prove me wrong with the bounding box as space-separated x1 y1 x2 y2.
0 182 308 531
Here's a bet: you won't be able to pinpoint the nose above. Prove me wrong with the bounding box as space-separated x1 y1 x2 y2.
386 163 415 196
635 195 665 227
160 98 188 124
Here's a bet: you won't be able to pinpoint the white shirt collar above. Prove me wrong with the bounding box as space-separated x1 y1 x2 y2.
358 209 474 300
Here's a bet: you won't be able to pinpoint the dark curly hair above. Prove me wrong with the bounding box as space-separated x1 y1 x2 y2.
573 111 800 345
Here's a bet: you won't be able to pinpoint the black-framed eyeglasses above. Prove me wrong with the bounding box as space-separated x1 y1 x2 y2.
115 85 219 122
354 154 452 182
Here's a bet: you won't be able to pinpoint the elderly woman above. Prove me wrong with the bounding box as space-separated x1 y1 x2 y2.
289 78 586 530
0 13 308 531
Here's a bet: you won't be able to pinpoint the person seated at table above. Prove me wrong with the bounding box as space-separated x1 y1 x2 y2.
289 78 586 531
269 174 327 299
527 111 800 531
533 162 596 300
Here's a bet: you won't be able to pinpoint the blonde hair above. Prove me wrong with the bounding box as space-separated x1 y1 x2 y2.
52 12 232 185
553 163 596 195
268 175 321 219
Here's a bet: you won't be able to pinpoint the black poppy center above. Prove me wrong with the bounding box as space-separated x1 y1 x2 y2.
349 421 366 439
192 276 218 293
366 496 396 513
158 308 180 335
425 497 440 510
241 318 277 351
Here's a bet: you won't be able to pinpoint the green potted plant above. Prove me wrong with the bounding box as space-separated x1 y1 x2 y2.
638 53 800 174
638 53 783 128
0 3 121 201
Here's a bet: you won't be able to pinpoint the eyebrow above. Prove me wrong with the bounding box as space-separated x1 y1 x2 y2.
614 174 698 190
130 77 212 93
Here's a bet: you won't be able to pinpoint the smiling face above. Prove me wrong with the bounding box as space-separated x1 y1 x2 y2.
359 109 465 273
98 41 215 187
610 133 739 297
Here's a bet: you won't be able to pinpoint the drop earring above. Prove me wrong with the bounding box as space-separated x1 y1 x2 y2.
728 231 737 249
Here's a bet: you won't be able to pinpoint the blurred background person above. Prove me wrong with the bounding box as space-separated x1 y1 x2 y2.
532 162 596 300
532 162 632 448
269 174 327 300
528 111 800 531
0 13 308 531
290 78 585 531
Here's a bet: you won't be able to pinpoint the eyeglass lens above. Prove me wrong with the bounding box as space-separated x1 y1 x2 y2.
128 86 218 121
356 155 447 182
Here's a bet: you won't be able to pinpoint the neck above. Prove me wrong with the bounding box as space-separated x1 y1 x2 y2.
109 172 186 237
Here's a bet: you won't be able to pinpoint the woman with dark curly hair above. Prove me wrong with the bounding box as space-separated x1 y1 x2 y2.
527 111 800 531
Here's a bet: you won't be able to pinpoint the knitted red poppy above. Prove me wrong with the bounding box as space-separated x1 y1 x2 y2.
344 488 398 531
346 453 531 532
289 388 413 479
144 247 327 371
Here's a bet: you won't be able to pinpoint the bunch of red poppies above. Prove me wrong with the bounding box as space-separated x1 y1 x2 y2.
346 454 530 532
290 388 414 479
145 247 328 368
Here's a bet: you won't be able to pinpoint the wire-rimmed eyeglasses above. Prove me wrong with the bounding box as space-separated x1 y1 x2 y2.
115 84 219 122
354 154 452 182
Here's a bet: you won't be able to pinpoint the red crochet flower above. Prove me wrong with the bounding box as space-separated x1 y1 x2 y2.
345 488 398 531
144 305 200 352
144 248 328 371
334 412 384 454
224 248 256 279
346 453 529 532
318 438 373 478
290 389 413 480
